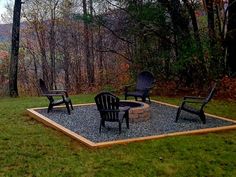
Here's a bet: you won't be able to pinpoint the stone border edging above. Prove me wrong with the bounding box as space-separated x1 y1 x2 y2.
27 100 236 148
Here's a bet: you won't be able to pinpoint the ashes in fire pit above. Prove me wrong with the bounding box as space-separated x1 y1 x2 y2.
119 100 151 123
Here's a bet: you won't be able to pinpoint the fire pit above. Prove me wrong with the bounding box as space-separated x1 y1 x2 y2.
119 100 151 123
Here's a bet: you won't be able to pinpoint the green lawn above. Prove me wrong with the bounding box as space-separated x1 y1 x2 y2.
0 95 236 177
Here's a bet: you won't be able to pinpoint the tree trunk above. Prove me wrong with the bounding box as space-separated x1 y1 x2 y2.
158 0 191 59
226 0 236 75
74 23 82 93
205 0 216 43
49 9 56 89
36 26 49 85
9 0 22 97
32 20 49 86
98 25 104 84
205 0 217 69
170 0 190 39
64 48 70 90
183 0 204 59
83 0 94 86
89 0 95 84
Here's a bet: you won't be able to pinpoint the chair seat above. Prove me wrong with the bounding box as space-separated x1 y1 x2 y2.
126 91 145 97
52 97 71 105
120 106 130 112
182 104 201 114
118 112 126 121
101 111 126 122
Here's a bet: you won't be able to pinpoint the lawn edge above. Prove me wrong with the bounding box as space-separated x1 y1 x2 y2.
27 108 97 148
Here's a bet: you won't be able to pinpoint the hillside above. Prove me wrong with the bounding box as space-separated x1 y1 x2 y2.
0 23 11 42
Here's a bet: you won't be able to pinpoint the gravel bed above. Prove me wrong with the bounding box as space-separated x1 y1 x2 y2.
36 102 235 143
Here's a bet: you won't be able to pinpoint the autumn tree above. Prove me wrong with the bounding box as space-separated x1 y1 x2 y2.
9 0 22 97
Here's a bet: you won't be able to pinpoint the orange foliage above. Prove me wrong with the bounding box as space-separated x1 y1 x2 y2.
152 77 236 101
217 76 236 100
117 63 130 84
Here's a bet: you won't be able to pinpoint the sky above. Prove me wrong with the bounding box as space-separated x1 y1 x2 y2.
0 0 8 24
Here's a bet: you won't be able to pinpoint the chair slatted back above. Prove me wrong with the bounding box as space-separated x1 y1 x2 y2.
201 83 217 109
95 92 120 121
136 71 155 91
39 79 54 102
205 83 217 103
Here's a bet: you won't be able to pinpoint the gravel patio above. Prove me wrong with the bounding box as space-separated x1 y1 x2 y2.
35 101 235 143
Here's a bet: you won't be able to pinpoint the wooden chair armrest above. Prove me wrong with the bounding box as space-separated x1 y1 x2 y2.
183 100 205 104
183 96 205 100
149 85 155 89
50 90 67 92
151 80 157 87
144 85 155 90
42 93 64 97
99 109 120 113
49 90 68 96
124 84 135 88
124 84 135 92
99 107 130 113
119 106 130 112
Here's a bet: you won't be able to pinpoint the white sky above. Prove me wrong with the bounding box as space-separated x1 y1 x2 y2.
0 0 8 24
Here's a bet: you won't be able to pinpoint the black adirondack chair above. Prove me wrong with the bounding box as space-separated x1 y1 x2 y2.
39 79 73 114
175 83 217 124
95 92 130 134
124 71 155 102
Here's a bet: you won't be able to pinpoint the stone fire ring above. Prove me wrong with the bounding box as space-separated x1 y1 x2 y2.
119 100 151 123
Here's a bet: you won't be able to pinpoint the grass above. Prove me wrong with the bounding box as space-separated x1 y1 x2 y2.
0 95 236 176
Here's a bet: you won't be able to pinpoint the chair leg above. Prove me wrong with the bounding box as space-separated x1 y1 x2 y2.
125 112 129 129
118 122 121 134
101 120 105 127
135 97 137 101
65 103 71 115
142 97 146 102
125 94 127 100
47 104 52 113
199 111 206 124
70 100 73 110
175 107 181 122
99 120 102 133
147 96 151 103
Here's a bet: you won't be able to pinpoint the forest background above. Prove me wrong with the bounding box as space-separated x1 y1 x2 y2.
0 0 236 99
